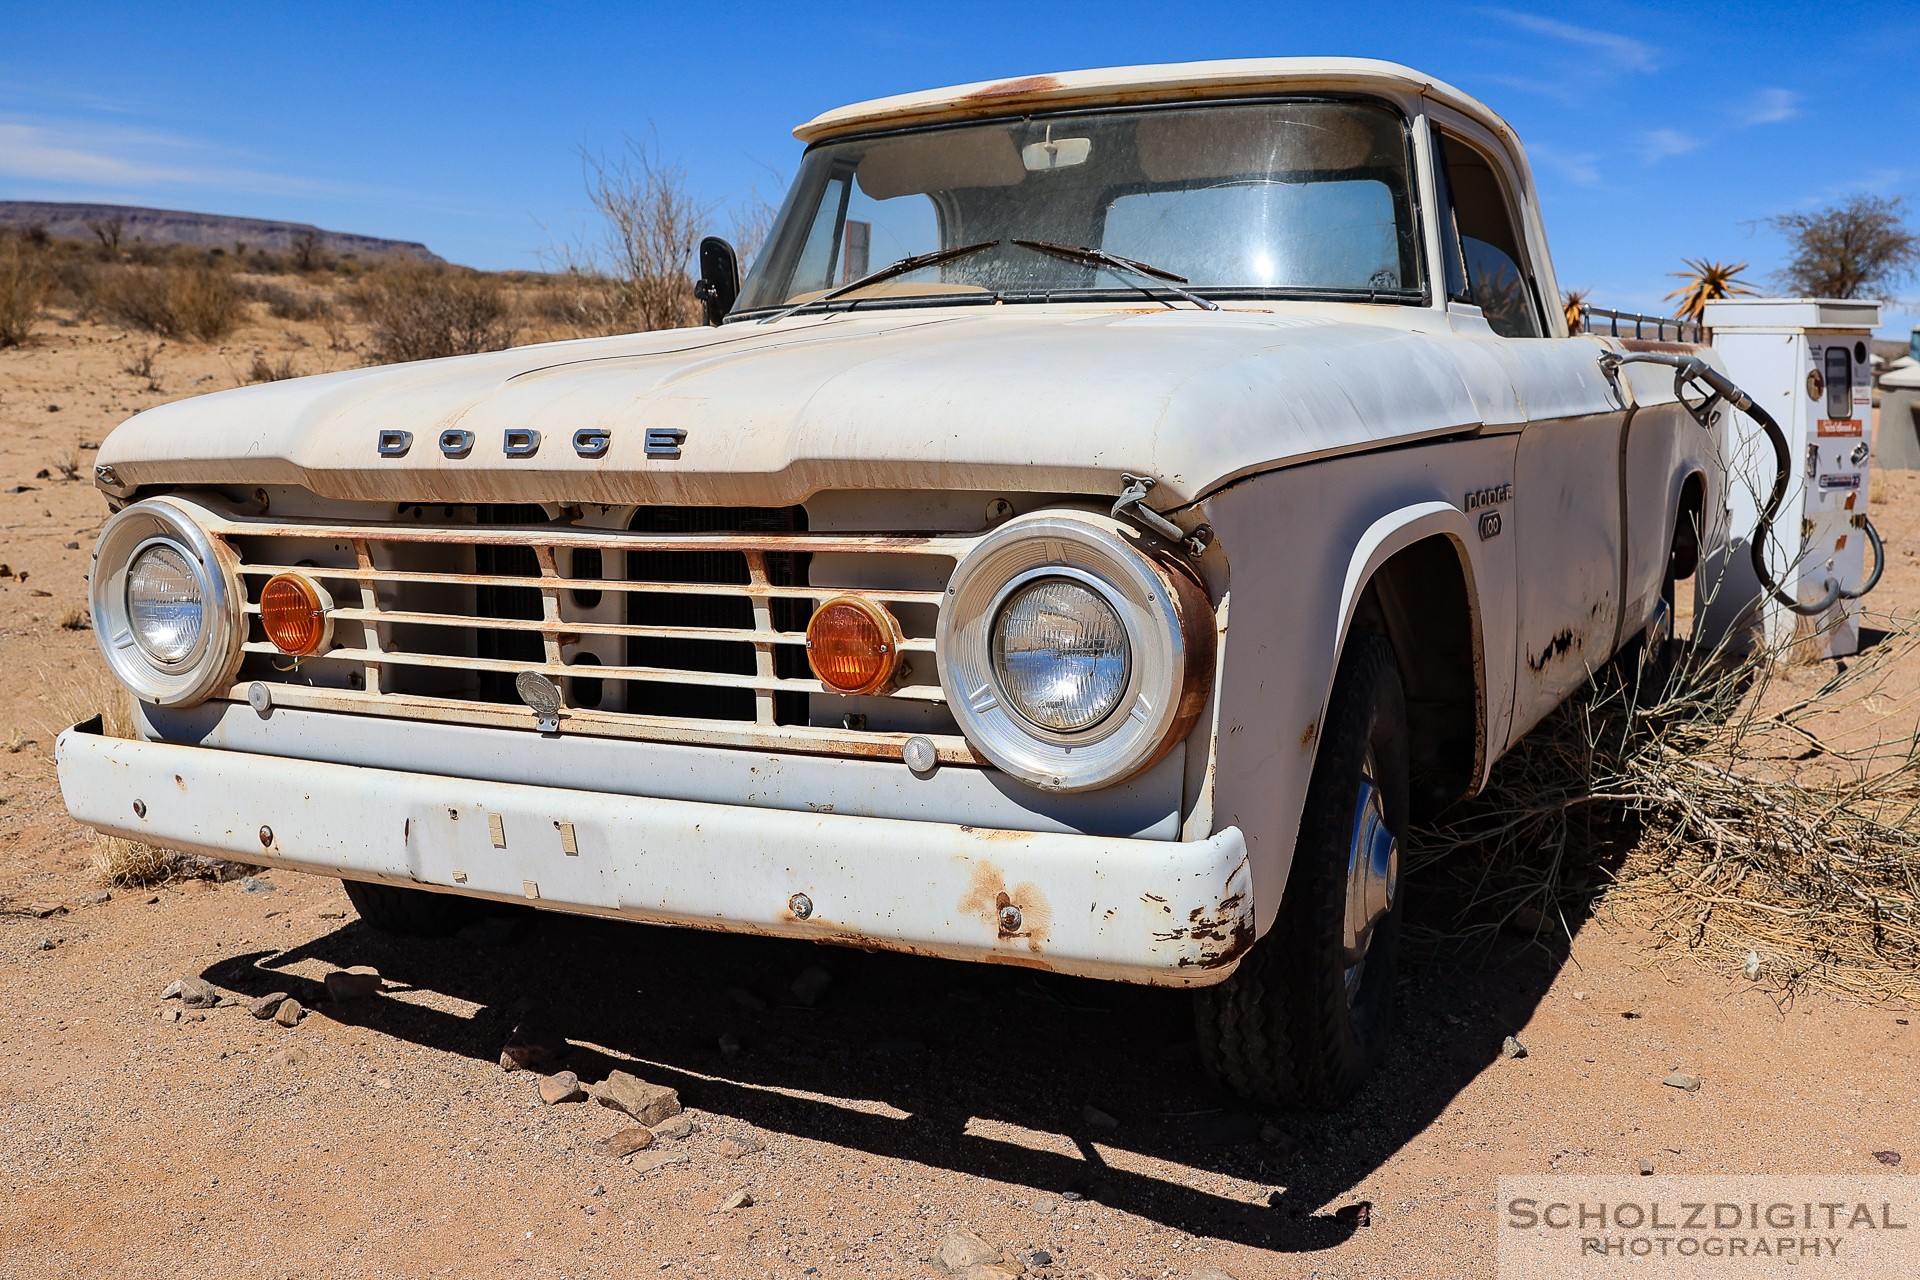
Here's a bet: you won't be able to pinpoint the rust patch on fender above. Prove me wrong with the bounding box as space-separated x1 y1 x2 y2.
1299 721 1318 751
957 825 1029 842
1527 628 1580 673
963 74 1060 101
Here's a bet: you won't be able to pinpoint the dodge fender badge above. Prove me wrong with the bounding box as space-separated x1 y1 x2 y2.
376 429 413 457
1478 510 1502 540
514 671 564 734
503 428 541 457
644 426 687 457
1464 482 1512 510
573 427 611 458
439 428 475 457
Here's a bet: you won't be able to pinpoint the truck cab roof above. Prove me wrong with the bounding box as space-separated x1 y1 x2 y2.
794 57 1517 146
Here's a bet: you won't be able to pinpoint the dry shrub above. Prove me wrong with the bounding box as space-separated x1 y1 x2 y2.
98 264 242 340
120 344 164 391
246 352 298 383
0 238 52 346
239 278 334 321
351 265 513 363
1409 622 1920 1002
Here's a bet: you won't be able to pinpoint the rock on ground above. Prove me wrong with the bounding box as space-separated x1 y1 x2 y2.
249 992 290 1019
323 968 381 1001
717 1134 764 1159
594 1127 655 1159
274 998 304 1027
498 1025 565 1072
537 1071 584 1105
179 977 219 1009
651 1114 693 1141
628 1149 689 1176
594 1070 681 1126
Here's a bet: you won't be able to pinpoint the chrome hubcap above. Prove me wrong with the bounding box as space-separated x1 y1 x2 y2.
1342 751 1398 1004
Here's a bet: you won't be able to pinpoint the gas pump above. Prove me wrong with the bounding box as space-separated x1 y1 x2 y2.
1696 298 1885 658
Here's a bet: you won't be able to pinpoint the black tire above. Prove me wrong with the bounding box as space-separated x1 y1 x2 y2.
1194 628 1409 1109
342 879 477 938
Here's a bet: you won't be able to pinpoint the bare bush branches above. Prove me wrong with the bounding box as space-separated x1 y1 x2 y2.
1409 625 1920 1002
350 265 513 363
559 139 713 335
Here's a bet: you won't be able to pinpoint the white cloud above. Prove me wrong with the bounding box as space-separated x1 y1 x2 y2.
1483 10 1660 74
0 122 190 184
0 116 336 197
1638 128 1702 162
1528 143 1602 188
1736 88 1800 126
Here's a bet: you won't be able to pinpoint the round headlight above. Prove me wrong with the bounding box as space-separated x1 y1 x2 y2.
126 542 205 664
937 513 1214 792
90 498 243 707
991 576 1129 731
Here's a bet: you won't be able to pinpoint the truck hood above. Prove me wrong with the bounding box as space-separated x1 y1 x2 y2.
97 303 1614 509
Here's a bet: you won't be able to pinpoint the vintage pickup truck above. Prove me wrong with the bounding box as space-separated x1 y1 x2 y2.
59 58 1729 1108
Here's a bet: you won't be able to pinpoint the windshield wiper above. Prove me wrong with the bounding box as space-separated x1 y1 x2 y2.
757 240 1001 325
1011 239 1219 311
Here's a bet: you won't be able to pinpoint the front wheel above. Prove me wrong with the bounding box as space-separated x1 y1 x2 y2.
1193 629 1408 1109
342 879 477 938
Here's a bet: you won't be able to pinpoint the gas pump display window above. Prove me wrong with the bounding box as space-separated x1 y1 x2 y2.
1823 345 1852 421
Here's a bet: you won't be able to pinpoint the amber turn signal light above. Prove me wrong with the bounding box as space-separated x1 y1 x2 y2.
805 597 901 695
259 573 333 657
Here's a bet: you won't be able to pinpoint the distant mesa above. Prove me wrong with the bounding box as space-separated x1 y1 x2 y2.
0 201 443 262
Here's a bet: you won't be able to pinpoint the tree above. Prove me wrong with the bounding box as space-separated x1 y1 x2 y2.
1769 195 1919 299
85 217 124 257
1665 259 1757 323
291 228 326 273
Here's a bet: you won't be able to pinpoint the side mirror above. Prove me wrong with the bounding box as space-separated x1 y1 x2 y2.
694 236 741 326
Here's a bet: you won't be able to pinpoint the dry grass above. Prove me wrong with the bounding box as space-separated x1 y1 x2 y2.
1408 621 1920 1003
31 659 192 887
350 265 514 363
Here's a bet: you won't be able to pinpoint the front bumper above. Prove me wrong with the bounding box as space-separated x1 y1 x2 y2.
56 723 1253 985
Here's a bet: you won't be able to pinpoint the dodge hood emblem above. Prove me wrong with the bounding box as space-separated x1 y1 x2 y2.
515 671 564 734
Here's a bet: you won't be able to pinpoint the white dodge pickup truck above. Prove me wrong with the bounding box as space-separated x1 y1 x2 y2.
59 58 1728 1107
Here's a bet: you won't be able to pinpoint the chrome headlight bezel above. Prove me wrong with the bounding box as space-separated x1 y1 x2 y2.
90 499 243 706
937 513 1213 792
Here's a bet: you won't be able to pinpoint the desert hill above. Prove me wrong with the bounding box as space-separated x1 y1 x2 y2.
0 200 441 262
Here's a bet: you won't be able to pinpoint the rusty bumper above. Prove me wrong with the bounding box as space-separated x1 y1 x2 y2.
56 723 1253 986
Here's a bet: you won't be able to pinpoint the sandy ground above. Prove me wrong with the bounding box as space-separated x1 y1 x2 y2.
2 309 1918 1280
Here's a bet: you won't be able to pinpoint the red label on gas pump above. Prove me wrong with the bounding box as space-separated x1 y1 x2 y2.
1818 418 1863 437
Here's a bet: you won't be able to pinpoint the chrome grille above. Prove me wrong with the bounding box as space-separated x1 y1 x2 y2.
186 500 980 764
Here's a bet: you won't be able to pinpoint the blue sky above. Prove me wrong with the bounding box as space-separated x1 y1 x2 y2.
4 1 1917 335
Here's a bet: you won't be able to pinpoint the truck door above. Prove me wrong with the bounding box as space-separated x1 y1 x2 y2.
1432 128 1626 738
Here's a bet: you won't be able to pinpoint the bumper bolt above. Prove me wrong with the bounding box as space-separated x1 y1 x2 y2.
258 825 273 848
999 904 1023 934
789 893 813 920
132 799 146 818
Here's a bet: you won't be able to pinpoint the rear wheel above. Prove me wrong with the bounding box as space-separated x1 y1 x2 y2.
1194 629 1408 1109
342 879 477 938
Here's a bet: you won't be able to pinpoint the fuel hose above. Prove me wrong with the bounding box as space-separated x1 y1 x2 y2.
1599 351 1883 616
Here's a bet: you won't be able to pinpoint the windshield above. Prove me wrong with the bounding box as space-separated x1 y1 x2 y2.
734 98 1424 316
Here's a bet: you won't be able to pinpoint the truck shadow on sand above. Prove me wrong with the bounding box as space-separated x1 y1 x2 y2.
207 886 1587 1255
